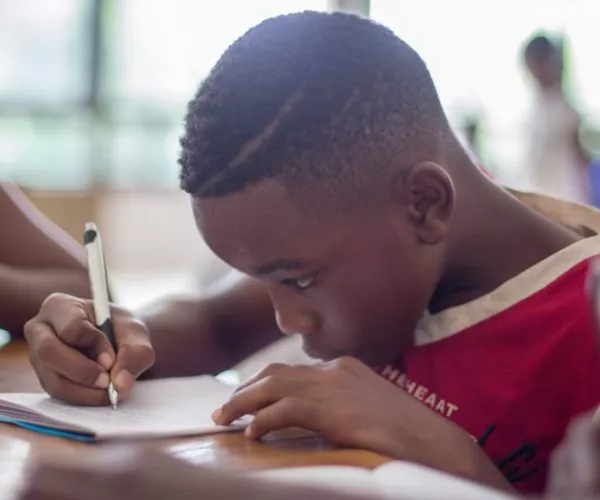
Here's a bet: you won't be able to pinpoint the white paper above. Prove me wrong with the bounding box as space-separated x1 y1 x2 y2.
0 375 244 439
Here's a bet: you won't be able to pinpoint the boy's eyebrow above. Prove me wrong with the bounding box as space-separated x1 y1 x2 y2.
254 259 305 275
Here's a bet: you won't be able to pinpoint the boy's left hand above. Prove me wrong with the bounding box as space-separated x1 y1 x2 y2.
214 357 498 484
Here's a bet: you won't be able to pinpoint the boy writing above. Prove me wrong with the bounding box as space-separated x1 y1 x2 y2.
23 12 600 495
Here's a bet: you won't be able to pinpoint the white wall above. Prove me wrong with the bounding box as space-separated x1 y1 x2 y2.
96 190 231 308
98 190 202 271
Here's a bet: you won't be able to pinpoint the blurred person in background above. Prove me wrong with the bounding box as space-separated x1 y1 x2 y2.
522 33 591 204
0 182 90 338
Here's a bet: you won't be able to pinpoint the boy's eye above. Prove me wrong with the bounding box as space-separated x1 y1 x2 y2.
281 275 315 290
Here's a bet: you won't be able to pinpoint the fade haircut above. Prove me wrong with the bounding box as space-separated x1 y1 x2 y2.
179 11 449 206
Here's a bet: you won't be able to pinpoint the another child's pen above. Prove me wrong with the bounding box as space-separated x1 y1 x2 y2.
84 222 119 410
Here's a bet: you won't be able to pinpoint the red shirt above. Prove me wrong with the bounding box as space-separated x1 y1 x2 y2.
377 233 600 493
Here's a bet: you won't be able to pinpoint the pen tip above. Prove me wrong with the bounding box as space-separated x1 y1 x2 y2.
108 382 119 410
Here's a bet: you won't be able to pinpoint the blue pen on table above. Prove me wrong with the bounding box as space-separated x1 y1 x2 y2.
84 222 119 410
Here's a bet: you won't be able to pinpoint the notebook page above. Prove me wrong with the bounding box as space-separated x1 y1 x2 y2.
0 375 243 439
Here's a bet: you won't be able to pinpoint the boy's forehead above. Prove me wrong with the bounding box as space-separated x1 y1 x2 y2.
192 179 345 263
194 180 307 234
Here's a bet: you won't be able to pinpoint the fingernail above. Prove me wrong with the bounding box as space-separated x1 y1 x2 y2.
113 370 134 391
98 352 114 371
94 372 110 389
212 408 222 423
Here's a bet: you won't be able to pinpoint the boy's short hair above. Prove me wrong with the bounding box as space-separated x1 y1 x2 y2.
179 11 448 206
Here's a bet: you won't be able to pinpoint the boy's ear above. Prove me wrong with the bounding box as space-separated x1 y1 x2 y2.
391 162 455 245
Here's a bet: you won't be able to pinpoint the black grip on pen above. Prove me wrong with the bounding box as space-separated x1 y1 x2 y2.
83 228 97 245
98 319 117 351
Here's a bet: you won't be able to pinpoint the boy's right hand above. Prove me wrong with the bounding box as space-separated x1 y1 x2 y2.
24 293 155 406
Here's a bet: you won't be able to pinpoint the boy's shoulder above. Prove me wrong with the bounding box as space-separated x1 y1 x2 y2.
378 190 600 493
415 187 600 347
506 187 600 237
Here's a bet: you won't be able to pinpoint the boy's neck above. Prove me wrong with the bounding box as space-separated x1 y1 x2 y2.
430 178 580 314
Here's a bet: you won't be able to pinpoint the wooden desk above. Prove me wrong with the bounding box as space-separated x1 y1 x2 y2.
0 341 389 498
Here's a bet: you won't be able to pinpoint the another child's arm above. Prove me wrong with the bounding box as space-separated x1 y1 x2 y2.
0 265 91 337
0 183 87 269
17 447 375 500
0 183 90 336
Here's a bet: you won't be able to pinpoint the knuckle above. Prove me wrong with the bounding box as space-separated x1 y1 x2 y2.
35 336 58 365
262 362 286 375
129 318 150 336
285 397 314 423
262 374 279 389
115 318 153 352
134 342 156 365
41 292 69 309
23 317 40 343
260 374 285 395
60 315 88 344
119 344 155 374
23 320 46 345
280 396 301 413
332 356 358 371
42 293 85 318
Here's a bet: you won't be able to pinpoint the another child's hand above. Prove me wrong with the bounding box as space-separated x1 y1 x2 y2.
547 411 600 497
213 358 497 484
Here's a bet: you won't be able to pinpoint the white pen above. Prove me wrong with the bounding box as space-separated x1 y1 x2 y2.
84 222 119 410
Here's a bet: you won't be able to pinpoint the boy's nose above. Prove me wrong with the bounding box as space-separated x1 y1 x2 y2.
274 306 320 337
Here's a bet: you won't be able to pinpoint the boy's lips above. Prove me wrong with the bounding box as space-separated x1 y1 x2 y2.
301 342 330 360
300 334 349 361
